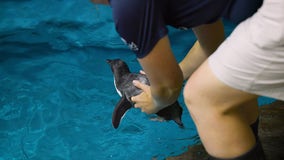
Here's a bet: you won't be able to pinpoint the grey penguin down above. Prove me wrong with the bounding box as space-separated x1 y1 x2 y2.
106 59 184 129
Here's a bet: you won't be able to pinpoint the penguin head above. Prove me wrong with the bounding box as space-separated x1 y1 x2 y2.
106 59 131 74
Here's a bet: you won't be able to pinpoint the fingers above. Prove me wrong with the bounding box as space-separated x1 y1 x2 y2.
131 92 149 113
131 93 145 107
131 95 158 114
139 70 146 75
131 95 139 107
132 80 149 93
131 80 146 108
131 79 157 114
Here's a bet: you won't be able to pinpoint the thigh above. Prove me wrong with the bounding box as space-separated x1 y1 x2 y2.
184 60 259 157
184 60 258 114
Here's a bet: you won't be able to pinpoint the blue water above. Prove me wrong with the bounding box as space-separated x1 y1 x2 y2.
0 44 200 160
0 36 275 160
0 1 275 160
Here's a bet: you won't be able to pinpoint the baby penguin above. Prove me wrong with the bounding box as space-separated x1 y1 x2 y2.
106 59 184 129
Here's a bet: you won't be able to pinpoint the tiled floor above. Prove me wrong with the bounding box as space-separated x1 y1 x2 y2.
167 100 284 160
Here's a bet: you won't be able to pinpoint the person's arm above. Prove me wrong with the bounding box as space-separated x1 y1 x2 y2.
131 20 225 114
180 19 225 80
131 35 183 114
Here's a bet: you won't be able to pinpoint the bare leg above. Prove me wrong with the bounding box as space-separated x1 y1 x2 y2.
241 99 260 141
241 99 259 126
184 60 259 159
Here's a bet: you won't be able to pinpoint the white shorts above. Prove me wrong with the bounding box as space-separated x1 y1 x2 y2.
209 0 284 101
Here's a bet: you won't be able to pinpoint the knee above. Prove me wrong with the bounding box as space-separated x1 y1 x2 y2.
183 76 217 125
183 74 227 116
183 80 192 108
183 76 203 112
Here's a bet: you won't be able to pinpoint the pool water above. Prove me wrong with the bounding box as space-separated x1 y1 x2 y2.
0 1 275 160
0 39 275 160
0 46 200 160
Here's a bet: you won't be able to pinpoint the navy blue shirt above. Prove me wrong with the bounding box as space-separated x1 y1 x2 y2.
109 0 262 58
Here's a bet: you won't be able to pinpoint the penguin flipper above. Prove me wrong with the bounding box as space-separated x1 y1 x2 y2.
112 96 132 129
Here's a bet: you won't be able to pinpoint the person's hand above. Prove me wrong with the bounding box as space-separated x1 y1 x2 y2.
139 70 146 75
131 80 160 114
